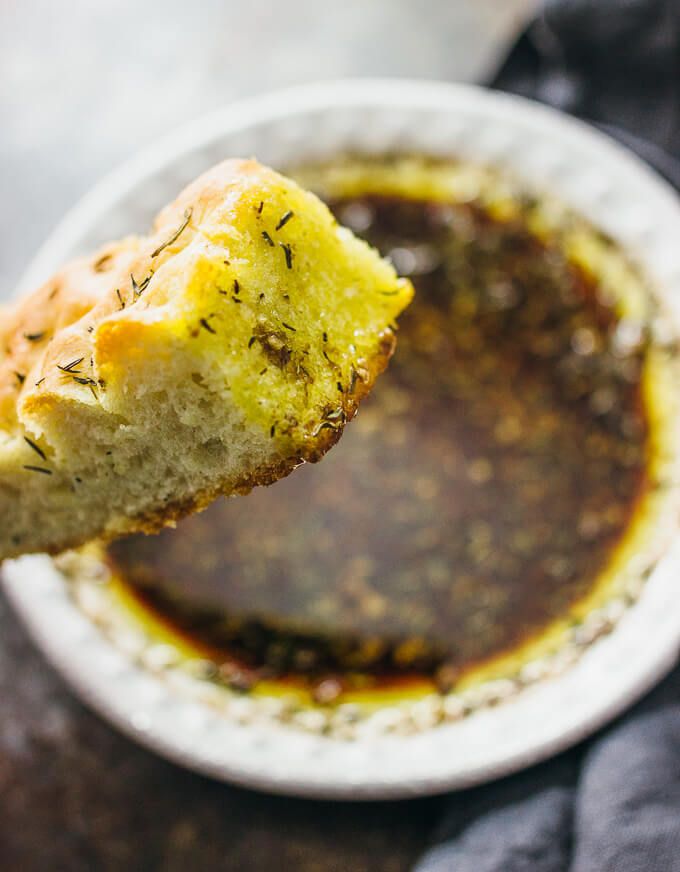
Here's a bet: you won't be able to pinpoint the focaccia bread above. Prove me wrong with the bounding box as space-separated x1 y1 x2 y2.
0 159 413 559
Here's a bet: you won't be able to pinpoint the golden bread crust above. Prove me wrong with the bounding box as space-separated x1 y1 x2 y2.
0 159 411 558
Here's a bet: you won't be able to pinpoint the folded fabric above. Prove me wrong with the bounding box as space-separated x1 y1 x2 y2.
415 2 680 869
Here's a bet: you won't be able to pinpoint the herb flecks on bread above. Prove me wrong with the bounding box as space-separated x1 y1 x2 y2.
0 159 413 559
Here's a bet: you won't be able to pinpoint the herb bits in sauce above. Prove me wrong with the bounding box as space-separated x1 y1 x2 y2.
106 161 656 705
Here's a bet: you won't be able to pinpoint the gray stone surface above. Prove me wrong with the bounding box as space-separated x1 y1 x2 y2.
0 2 533 869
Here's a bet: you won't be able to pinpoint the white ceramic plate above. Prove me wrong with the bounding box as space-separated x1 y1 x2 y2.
4 80 680 800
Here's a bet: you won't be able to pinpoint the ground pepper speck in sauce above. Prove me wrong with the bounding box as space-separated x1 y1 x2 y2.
108 191 650 699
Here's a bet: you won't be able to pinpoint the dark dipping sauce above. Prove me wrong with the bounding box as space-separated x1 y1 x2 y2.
108 189 650 700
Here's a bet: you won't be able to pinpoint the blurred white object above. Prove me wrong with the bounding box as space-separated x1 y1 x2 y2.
0 0 536 298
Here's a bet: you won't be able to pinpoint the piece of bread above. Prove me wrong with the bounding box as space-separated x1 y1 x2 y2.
0 159 413 559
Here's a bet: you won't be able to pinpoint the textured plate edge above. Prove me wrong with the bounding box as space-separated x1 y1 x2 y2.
4 547 680 801
15 79 680 295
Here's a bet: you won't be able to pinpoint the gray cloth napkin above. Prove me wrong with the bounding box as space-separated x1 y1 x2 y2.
415 2 680 869
417 680 680 871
